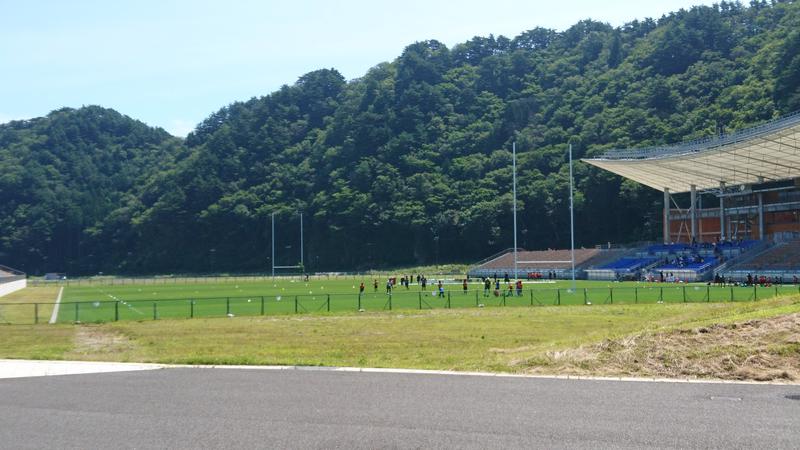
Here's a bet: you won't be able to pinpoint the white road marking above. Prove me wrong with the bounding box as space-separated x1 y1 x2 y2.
0 359 163 379
48 287 63 324
1 359 794 385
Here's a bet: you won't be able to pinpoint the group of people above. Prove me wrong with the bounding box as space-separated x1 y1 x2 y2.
664 254 705 268
643 271 682 283
526 271 559 280
357 272 530 298
742 273 795 287
360 274 444 295
480 274 524 297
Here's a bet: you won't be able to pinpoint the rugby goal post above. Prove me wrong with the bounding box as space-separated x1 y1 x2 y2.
271 212 304 277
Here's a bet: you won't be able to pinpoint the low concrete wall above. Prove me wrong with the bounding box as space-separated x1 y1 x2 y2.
0 278 27 297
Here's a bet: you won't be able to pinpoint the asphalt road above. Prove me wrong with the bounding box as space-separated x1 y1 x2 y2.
1 368 798 449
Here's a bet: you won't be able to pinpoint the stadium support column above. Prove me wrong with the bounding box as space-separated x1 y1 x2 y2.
690 185 697 242
719 182 726 241
663 188 670 244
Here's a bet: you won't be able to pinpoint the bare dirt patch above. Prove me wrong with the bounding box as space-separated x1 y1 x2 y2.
67 327 137 359
521 312 800 382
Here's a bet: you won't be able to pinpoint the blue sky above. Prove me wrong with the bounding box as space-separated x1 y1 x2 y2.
1 0 716 136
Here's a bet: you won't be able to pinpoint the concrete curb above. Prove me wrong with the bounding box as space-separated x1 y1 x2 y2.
1 359 796 385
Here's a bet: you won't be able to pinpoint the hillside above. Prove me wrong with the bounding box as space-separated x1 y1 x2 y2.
2 1 800 274
0 107 183 273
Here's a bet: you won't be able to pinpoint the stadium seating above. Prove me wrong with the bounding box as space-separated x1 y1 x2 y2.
600 257 658 271
655 257 717 272
471 240 767 282
730 240 800 271
468 248 606 279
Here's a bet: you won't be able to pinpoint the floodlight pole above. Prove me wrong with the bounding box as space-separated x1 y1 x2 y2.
300 212 304 270
271 212 275 278
512 141 518 281
569 143 576 290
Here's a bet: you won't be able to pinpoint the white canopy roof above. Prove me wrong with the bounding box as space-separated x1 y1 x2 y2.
583 111 800 193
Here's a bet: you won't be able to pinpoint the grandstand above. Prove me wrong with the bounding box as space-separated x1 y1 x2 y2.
468 247 629 279
472 111 800 282
0 264 27 297
584 111 800 245
581 111 800 281
721 239 800 282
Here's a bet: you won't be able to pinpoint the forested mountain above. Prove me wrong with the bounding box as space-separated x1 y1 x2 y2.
0 107 184 273
3 1 800 274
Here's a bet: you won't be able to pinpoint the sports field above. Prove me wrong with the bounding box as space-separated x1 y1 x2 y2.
2 277 796 324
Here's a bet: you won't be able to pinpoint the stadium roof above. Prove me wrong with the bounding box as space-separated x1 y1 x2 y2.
582 110 800 193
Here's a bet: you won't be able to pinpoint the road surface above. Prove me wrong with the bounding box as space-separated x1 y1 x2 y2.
1 367 798 449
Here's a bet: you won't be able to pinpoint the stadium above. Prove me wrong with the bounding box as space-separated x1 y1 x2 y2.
469 111 800 284
4 111 800 324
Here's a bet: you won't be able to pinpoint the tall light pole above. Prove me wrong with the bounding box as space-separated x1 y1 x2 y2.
299 212 304 270
271 212 275 278
568 143 576 290
512 141 519 281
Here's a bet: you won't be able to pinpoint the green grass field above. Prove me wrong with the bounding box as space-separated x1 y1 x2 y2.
0 278 792 324
0 296 797 376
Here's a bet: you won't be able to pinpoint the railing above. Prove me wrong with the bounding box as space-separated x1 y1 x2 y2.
594 109 800 160
1 285 797 325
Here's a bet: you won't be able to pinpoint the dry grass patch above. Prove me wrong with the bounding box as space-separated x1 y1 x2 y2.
64 327 138 360
525 312 800 381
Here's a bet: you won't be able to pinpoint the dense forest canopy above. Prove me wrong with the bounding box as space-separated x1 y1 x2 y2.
2 1 800 275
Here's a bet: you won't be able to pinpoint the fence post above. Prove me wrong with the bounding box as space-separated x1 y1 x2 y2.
530 290 533 306
659 287 663 303
477 291 480 306
707 285 710 302
294 296 298 313
75 302 79 322
730 287 734 302
261 296 265 315
359 293 363 311
635 287 638 304
754 285 757 301
557 289 561 305
226 297 230 315
682 286 686 303
447 292 451 308
583 288 588 305
190 300 194 318
418 292 422 309
327 294 331 312
775 285 779 297
153 302 158 320
610 288 613 304
115 301 119 321
34 303 38 324
389 294 392 310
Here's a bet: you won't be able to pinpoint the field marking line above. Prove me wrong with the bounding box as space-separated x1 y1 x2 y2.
87 284 145 316
48 287 63 324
